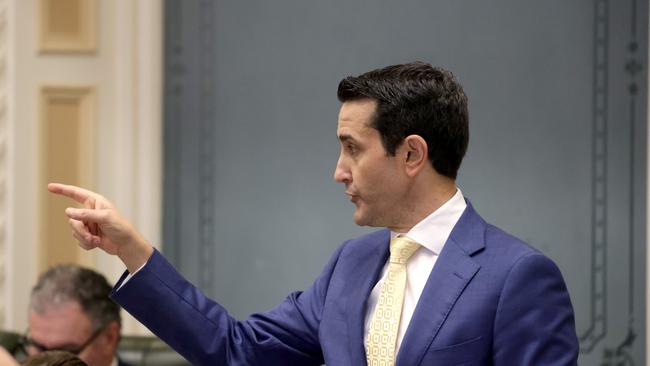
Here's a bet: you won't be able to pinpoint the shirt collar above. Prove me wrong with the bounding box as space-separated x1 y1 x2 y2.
391 188 467 255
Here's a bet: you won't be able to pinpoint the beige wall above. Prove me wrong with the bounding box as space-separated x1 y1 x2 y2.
2 0 161 335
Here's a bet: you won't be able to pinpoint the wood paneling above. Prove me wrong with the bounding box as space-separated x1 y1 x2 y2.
40 86 95 270
39 0 96 53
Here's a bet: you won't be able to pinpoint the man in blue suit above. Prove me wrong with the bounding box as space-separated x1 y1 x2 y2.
49 62 579 365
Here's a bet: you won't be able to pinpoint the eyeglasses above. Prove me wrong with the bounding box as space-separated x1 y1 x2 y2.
18 325 106 356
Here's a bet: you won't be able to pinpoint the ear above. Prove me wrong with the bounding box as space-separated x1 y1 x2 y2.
103 321 121 349
402 135 428 177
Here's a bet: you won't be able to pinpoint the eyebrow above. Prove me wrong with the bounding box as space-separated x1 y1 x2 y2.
337 134 357 143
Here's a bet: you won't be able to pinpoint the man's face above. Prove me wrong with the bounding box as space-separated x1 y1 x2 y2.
27 301 117 366
334 99 408 228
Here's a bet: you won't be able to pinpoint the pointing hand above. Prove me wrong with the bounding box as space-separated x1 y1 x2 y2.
48 183 153 272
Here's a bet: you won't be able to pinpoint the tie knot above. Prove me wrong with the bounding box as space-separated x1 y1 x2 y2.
389 236 420 264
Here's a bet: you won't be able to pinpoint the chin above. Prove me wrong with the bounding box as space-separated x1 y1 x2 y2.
353 211 381 228
352 210 367 226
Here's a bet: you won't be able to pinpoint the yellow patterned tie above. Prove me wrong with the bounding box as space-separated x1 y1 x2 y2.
366 236 421 366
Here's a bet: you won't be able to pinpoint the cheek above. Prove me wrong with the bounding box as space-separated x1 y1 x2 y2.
356 162 381 185
353 156 402 195
80 343 106 363
369 165 399 188
374 173 406 204
78 348 95 364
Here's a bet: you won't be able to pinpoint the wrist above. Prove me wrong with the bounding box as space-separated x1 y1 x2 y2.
117 235 154 273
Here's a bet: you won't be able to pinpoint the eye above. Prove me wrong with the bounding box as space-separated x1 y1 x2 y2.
346 143 357 154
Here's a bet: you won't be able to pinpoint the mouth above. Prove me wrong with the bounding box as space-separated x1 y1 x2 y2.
345 192 360 203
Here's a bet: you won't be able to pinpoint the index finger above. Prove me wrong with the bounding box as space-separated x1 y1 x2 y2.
48 183 99 204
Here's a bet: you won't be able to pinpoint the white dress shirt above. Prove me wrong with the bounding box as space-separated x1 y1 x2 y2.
363 188 467 354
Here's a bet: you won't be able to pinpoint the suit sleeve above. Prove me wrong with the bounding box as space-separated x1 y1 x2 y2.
111 245 345 366
492 253 579 365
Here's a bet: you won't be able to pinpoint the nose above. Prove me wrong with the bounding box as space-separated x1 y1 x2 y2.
333 155 351 184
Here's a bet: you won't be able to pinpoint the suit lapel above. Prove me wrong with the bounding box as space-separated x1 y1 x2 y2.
396 201 485 366
346 230 390 366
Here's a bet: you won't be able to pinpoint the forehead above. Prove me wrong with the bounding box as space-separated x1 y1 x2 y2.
29 301 93 346
337 99 378 136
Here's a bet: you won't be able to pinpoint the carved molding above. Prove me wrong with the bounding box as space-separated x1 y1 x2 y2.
38 0 97 53
0 0 7 328
580 0 645 364
579 0 609 353
39 86 95 271
197 0 216 291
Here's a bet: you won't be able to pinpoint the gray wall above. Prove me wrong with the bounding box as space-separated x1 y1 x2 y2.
163 0 647 364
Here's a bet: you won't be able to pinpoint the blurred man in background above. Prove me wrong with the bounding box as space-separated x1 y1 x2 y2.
18 265 129 366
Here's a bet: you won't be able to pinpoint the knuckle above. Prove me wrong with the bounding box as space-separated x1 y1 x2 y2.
98 210 110 221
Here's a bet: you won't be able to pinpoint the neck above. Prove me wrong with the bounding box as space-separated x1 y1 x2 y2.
387 173 457 233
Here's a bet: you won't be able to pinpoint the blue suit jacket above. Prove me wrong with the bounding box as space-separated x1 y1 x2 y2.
111 202 578 365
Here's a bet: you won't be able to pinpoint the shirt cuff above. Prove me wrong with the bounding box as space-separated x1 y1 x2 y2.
116 260 148 291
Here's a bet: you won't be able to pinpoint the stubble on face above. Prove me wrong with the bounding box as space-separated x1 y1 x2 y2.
335 99 408 229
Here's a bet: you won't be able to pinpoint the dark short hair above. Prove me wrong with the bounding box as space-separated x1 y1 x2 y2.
30 265 121 330
337 61 469 179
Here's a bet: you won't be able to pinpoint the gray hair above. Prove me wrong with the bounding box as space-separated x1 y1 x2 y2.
29 265 121 330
